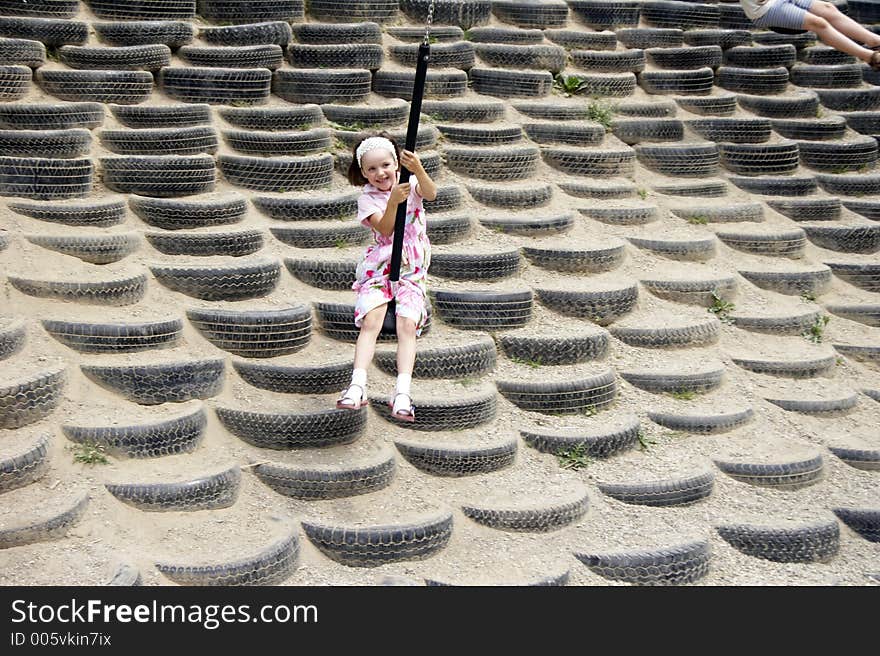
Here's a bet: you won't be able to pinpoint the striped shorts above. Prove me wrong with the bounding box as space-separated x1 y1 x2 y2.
754 0 815 30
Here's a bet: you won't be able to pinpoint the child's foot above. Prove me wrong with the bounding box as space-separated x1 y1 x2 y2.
389 392 415 423
871 51 880 70
336 383 367 410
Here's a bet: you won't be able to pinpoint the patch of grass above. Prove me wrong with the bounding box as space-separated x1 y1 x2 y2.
686 215 708 225
329 120 376 133
803 314 830 343
68 442 109 465
554 74 586 97
462 29 472 41
276 186 286 193
510 355 542 368
229 99 252 107
669 389 696 401
586 101 615 131
637 430 658 452
836 356 844 366
581 405 598 417
801 291 817 302
637 188 648 200
707 290 735 324
45 46 60 62
333 237 348 249
556 443 591 470
332 138 348 151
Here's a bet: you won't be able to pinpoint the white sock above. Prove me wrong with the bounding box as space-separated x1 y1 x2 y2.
396 373 412 398
351 368 367 389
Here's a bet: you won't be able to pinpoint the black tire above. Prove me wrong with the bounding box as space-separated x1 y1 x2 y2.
474 43 566 73
574 540 711 585
766 391 857 415
610 319 720 349
59 44 171 71
109 104 210 130
796 136 878 172
0 64 31 101
716 520 839 563
99 126 218 156
683 29 752 50
674 93 737 116
723 44 796 68
770 116 847 141
333 124 438 151
105 467 240 512
839 109 880 136
0 128 91 159
736 90 819 117
616 28 683 50
130 192 246 230
178 44 283 69
254 456 395 499
496 371 616 415
825 304 880 328
8 198 124 227
544 28 617 50
790 63 862 89
470 26 544 45
292 20 382 44
801 44 856 65
542 146 635 177
560 180 637 200
719 141 800 176
217 153 332 192
685 117 771 144
0 433 50 494
94 21 195 48
308 0 397 22
646 45 722 71
641 275 737 305
614 99 678 117
732 353 836 378
0 17 88 46
251 191 357 221
429 289 532 331
521 413 638 458
0 319 25 361
571 48 645 74
0 37 45 67
436 123 522 146
219 105 323 131
479 212 574 236
598 471 715 507
425 214 472 245
274 68 372 104
564 71 637 97
373 336 497 379
611 118 683 145
160 66 271 104
491 0 568 28
145 229 263 257
322 101 408 128
638 67 714 95
430 250 521 281
578 203 658 226
0 102 104 131
0 155 93 200
729 174 817 196
511 100 590 121
399 0 491 29
522 243 625 274
395 438 516 477
156 533 299 586
80 359 224 405
648 408 754 434
641 1 719 29
201 21 291 46
536 284 637 325
829 445 880 471
283 257 356 291
717 2 751 29
671 202 763 223
738 266 832 296
86 0 196 19
815 86 880 111
195 0 304 22
270 223 370 249
716 65 789 95
840 199 880 222
729 309 823 336
833 343 880 365
301 512 453 567
715 227 806 258
0 366 66 429
444 145 539 180
389 25 463 43
0 0 79 18
0 492 88 549
287 43 383 70
466 182 550 210
802 224 880 254
222 127 330 156
9 271 146 305
216 405 365 448
232 359 351 394
654 179 728 197
150 259 280 301
369 384 494 429
629 237 716 262
101 155 215 197
714 454 824 488
833 508 880 542
467 67 554 97
37 69 153 104
566 0 640 29
462 492 589 532
42 317 181 354
635 142 719 177
25 233 140 265
187 306 311 358
619 365 725 394
499 329 610 365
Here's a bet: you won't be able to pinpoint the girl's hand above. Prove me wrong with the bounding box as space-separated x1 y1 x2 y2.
390 181 410 205
400 150 424 173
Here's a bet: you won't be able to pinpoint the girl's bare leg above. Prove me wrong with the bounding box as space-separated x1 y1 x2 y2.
353 304 387 371
393 316 418 416
809 1 880 48
803 12 876 62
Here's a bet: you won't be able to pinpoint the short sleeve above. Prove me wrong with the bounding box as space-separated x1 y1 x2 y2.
357 192 385 228
409 174 422 202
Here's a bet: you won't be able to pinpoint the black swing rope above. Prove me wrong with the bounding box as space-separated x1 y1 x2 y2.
382 0 435 334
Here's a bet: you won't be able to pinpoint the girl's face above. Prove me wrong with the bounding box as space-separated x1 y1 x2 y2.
360 148 398 192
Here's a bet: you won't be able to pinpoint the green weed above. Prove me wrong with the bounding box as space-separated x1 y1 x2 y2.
803 314 830 343
637 188 648 200
586 101 615 131
510 355 542 368
69 442 109 465
707 290 735 324
686 215 708 225
669 389 696 401
637 430 658 452
554 74 586 97
556 443 592 470
801 291 817 302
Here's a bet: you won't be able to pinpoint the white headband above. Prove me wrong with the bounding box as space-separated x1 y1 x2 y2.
356 137 398 169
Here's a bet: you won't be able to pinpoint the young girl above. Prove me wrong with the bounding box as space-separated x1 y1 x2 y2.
741 0 880 69
336 133 437 422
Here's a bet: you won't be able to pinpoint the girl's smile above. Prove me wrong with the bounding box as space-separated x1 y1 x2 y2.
360 148 398 192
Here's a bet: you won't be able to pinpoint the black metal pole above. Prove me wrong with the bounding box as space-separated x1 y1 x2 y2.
383 41 429 333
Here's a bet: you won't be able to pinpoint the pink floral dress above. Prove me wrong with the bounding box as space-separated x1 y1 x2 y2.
353 175 431 335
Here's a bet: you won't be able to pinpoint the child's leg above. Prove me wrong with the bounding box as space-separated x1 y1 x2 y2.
808 1 880 48
392 316 417 418
338 303 387 409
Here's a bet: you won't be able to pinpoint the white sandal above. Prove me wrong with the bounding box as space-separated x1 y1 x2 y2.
336 383 367 410
389 392 415 423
